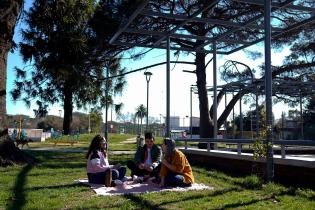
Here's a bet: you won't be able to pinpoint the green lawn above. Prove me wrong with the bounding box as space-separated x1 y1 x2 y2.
1 149 314 209
30 133 137 150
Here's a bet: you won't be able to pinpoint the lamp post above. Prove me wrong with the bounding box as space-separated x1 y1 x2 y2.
144 71 152 131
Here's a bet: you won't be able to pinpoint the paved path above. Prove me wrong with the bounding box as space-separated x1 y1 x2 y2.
24 147 135 155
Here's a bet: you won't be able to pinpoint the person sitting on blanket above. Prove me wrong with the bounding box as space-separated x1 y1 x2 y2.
159 138 194 187
86 134 127 187
127 132 161 183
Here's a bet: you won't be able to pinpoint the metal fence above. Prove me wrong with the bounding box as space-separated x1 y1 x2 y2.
175 138 315 159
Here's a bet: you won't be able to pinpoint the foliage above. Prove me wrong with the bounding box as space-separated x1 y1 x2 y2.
89 108 103 133
135 104 147 134
11 0 126 135
252 128 274 160
33 100 48 118
303 96 315 140
242 175 263 190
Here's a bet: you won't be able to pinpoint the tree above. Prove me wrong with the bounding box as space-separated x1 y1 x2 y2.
33 100 48 118
302 96 315 140
89 108 103 133
11 0 126 135
135 104 147 134
0 0 23 125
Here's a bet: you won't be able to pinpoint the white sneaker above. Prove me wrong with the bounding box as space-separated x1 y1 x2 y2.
121 176 129 182
114 179 123 185
133 176 144 184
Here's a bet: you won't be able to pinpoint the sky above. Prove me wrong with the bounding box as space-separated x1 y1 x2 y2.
5 1 294 126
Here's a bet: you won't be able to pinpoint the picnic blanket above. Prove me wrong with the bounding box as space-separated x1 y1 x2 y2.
77 178 213 196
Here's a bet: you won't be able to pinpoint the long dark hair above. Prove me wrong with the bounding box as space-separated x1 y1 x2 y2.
163 138 176 157
86 135 107 159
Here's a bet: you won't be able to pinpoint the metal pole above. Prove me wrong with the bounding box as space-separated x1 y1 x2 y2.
299 91 304 139
224 91 227 138
211 41 218 151
256 92 260 137
105 68 109 145
213 41 218 139
88 109 91 133
264 0 274 182
166 36 170 137
240 96 243 139
238 96 243 154
146 79 149 131
190 86 193 139
232 92 235 139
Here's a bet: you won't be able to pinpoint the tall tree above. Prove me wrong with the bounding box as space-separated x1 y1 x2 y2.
11 0 125 134
135 104 147 134
0 0 23 125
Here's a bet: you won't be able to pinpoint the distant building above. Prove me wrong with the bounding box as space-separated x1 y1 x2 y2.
8 128 47 142
170 116 180 130
191 116 200 127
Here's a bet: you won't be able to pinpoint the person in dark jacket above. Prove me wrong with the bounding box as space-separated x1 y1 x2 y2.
127 132 161 182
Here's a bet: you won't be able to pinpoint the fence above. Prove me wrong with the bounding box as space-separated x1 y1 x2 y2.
175 138 315 159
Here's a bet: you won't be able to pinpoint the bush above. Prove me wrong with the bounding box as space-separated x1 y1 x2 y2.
242 175 263 189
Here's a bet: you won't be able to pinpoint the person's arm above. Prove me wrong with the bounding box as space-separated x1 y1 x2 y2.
161 157 176 171
152 145 162 168
162 152 185 173
89 151 110 170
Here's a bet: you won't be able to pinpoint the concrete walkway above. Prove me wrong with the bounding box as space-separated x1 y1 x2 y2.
24 147 135 155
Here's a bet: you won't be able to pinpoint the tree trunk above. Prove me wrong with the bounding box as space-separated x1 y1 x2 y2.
0 40 9 122
195 52 213 138
140 118 143 134
63 83 73 135
0 0 23 127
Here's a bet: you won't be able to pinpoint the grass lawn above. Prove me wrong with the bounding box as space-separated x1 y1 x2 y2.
30 133 137 151
1 149 314 210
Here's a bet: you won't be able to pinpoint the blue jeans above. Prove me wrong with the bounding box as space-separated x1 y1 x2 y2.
165 171 191 187
112 166 126 180
87 166 126 184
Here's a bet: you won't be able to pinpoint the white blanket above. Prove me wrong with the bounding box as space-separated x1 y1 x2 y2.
77 178 213 196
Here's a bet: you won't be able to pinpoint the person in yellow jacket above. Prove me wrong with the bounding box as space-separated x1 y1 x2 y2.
159 138 194 187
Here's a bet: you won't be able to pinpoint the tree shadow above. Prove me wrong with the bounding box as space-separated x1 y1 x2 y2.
7 164 33 210
123 193 167 210
212 196 272 210
193 167 245 187
158 186 240 207
25 183 83 192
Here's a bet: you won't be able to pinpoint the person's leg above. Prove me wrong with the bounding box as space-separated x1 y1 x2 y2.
111 169 119 180
87 171 107 184
127 160 147 176
126 160 138 176
118 166 126 180
165 171 191 187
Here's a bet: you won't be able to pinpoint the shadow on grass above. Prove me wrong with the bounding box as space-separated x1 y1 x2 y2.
123 194 167 210
7 164 33 210
212 195 273 210
158 186 240 207
25 183 84 192
40 162 86 169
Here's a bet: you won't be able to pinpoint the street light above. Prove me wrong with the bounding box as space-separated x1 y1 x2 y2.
144 71 152 131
